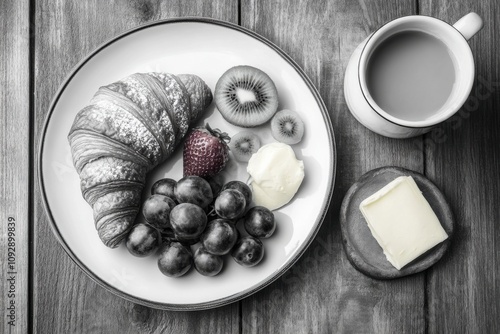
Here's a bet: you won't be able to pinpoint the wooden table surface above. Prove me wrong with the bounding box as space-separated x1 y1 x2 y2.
1 0 499 333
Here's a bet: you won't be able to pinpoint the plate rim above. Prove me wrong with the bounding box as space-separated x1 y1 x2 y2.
38 16 337 310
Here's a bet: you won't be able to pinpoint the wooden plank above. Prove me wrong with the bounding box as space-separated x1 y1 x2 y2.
241 0 426 333
33 1 238 333
419 1 500 333
0 0 30 333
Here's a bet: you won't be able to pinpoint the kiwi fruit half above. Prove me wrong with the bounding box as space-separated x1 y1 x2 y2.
229 131 261 162
214 65 279 127
270 109 305 145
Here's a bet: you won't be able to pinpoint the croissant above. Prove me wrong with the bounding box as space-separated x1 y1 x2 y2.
68 72 212 248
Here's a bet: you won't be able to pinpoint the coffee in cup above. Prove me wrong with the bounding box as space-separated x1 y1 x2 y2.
344 13 483 138
366 30 455 122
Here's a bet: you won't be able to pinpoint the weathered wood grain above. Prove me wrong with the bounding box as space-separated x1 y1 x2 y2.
420 2 500 333
19 0 500 332
33 1 238 333
0 1 30 333
240 0 426 333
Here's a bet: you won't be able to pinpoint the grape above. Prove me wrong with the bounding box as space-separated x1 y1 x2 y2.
200 219 238 255
175 176 213 208
244 206 276 238
194 247 223 276
157 241 192 277
170 203 207 239
126 223 160 257
151 178 177 200
142 194 176 231
231 236 264 267
222 181 252 208
214 189 246 220
205 173 225 197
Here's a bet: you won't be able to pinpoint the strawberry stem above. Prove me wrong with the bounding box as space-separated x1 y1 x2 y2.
206 123 231 143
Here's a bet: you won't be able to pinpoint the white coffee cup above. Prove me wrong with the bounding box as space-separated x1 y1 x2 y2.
344 13 483 138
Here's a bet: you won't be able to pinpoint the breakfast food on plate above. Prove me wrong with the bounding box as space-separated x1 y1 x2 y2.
176 74 214 122
151 178 177 199
142 172 270 277
200 219 239 256
247 142 305 211
170 203 208 242
221 181 252 213
174 176 213 208
126 223 161 257
69 63 306 278
68 72 212 248
157 241 193 278
205 173 225 197
194 247 224 277
271 109 305 145
183 124 230 178
142 194 176 232
359 176 449 270
214 189 247 220
214 65 279 127
229 130 261 162
244 206 276 238
231 236 265 267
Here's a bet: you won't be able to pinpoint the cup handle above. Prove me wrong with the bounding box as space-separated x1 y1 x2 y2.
453 12 483 41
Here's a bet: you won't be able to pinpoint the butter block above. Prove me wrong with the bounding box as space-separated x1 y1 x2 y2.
359 176 448 270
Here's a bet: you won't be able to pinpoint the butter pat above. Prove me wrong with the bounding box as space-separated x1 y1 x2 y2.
359 176 448 270
247 142 304 211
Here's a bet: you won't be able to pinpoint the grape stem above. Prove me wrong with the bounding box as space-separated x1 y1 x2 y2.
207 207 216 216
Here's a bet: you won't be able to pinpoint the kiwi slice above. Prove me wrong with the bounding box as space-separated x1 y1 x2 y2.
214 65 279 127
229 131 261 162
270 109 305 145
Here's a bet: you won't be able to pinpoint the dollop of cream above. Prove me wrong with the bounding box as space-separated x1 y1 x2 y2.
247 142 305 211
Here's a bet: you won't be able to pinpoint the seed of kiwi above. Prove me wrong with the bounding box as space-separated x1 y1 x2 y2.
229 131 261 162
270 109 305 145
214 65 279 127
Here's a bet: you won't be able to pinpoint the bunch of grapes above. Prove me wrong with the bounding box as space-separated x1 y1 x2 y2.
125 175 276 278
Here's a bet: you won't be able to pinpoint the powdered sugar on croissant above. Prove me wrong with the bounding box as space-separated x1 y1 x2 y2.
68 72 212 248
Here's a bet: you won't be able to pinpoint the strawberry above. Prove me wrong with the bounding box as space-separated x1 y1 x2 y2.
183 124 230 177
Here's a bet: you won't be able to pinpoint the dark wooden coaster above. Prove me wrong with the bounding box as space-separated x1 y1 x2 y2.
340 166 454 279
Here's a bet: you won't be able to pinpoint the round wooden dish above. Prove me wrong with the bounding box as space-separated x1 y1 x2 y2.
340 166 454 279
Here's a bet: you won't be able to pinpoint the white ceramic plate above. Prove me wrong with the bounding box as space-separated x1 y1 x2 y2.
39 18 336 310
